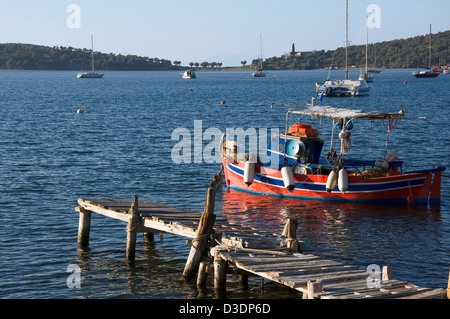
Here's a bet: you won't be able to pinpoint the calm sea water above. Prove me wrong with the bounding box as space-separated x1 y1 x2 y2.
0 69 449 299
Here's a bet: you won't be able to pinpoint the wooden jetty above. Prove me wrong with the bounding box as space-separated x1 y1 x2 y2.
75 188 449 299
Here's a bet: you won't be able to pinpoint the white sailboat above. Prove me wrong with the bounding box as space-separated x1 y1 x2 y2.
77 35 104 79
181 70 196 79
359 17 374 83
317 0 369 96
252 34 267 77
412 25 441 78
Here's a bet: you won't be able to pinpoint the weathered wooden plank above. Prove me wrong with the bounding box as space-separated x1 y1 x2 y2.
267 265 361 277
77 200 130 222
317 281 412 298
236 260 347 273
321 279 408 292
287 270 375 288
399 288 446 299
222 252 319 262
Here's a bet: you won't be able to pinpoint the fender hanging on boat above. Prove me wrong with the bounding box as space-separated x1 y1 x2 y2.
326 170 338 192
244 158 255 186
338 168 348 194
281 166 295 192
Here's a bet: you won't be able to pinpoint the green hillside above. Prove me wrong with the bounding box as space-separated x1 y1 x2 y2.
1 30 449 70
253 30 450 70
0 43 176 70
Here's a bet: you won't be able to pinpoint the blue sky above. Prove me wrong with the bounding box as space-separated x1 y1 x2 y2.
0 0 449 66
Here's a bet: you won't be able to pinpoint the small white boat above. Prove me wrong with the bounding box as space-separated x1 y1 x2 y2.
78 35 104 79
317 79 370 96
316 0 369 97
443 68 450 74
359 18 374 83
252 34 267 77
359 72 374 83
181 70 196 79
252 69 267 77
412 25 440 79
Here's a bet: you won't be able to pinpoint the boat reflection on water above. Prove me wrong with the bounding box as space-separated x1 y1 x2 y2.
219 188 442 257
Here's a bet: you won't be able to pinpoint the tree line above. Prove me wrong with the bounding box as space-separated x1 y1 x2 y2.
173 61 223 69
252 30 450 70
0 43 175 70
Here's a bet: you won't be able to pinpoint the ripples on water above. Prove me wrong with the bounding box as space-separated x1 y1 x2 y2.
0 70 448 299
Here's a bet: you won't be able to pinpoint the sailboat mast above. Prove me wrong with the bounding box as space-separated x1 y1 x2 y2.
365 17 368 73
91 35 95 72
429 24 432 69
260 34 263 69
345 0 349 80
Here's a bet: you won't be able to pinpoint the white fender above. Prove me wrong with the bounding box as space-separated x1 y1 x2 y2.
326 170 337 192
375 159 389 170
338 168 348 194
244 160 255 186
385 151 398 163
281 166 295 192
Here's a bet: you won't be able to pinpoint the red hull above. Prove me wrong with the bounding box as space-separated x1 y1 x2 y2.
223 158 443 205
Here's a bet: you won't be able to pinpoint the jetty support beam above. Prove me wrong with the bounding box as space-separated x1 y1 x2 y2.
282 218 300 253
183 188 216 280
305 279 323 299
126 195 140 261
447 267 450 299
214 249 228 298
76 207 92 249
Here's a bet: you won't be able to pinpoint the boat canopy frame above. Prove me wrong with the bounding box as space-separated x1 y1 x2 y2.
271 102 426 163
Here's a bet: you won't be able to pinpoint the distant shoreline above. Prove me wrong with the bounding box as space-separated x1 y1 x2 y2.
0 67 394 71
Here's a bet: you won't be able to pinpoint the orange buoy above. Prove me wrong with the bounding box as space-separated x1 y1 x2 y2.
404 81 407 84
221 100 226 104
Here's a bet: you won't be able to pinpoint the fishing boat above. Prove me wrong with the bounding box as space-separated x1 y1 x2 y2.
77 35 104 79
181 70 196 79
359 17 374 83
412 25 440 78
316 0 369 96
252 34 267 77
220 102 445 206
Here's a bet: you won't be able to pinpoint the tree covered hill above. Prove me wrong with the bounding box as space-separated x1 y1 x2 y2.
0 43 177 70
1 30 449 71
253 30 450 70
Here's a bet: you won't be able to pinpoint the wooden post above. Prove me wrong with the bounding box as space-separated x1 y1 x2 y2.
306 279 323 299
214 249 227 296
126 195 139 261
238 273 249 290
143 232 154 242
382 265 392 281
282 218 299 253
183 188 216 280
197 260 209 288
447 267 450 299
77 207 91 249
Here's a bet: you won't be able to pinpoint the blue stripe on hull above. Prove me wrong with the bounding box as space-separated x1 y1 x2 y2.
227 163 425 194
227 186 409 205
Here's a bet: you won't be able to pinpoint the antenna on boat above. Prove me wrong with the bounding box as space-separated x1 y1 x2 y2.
345 0 349 80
